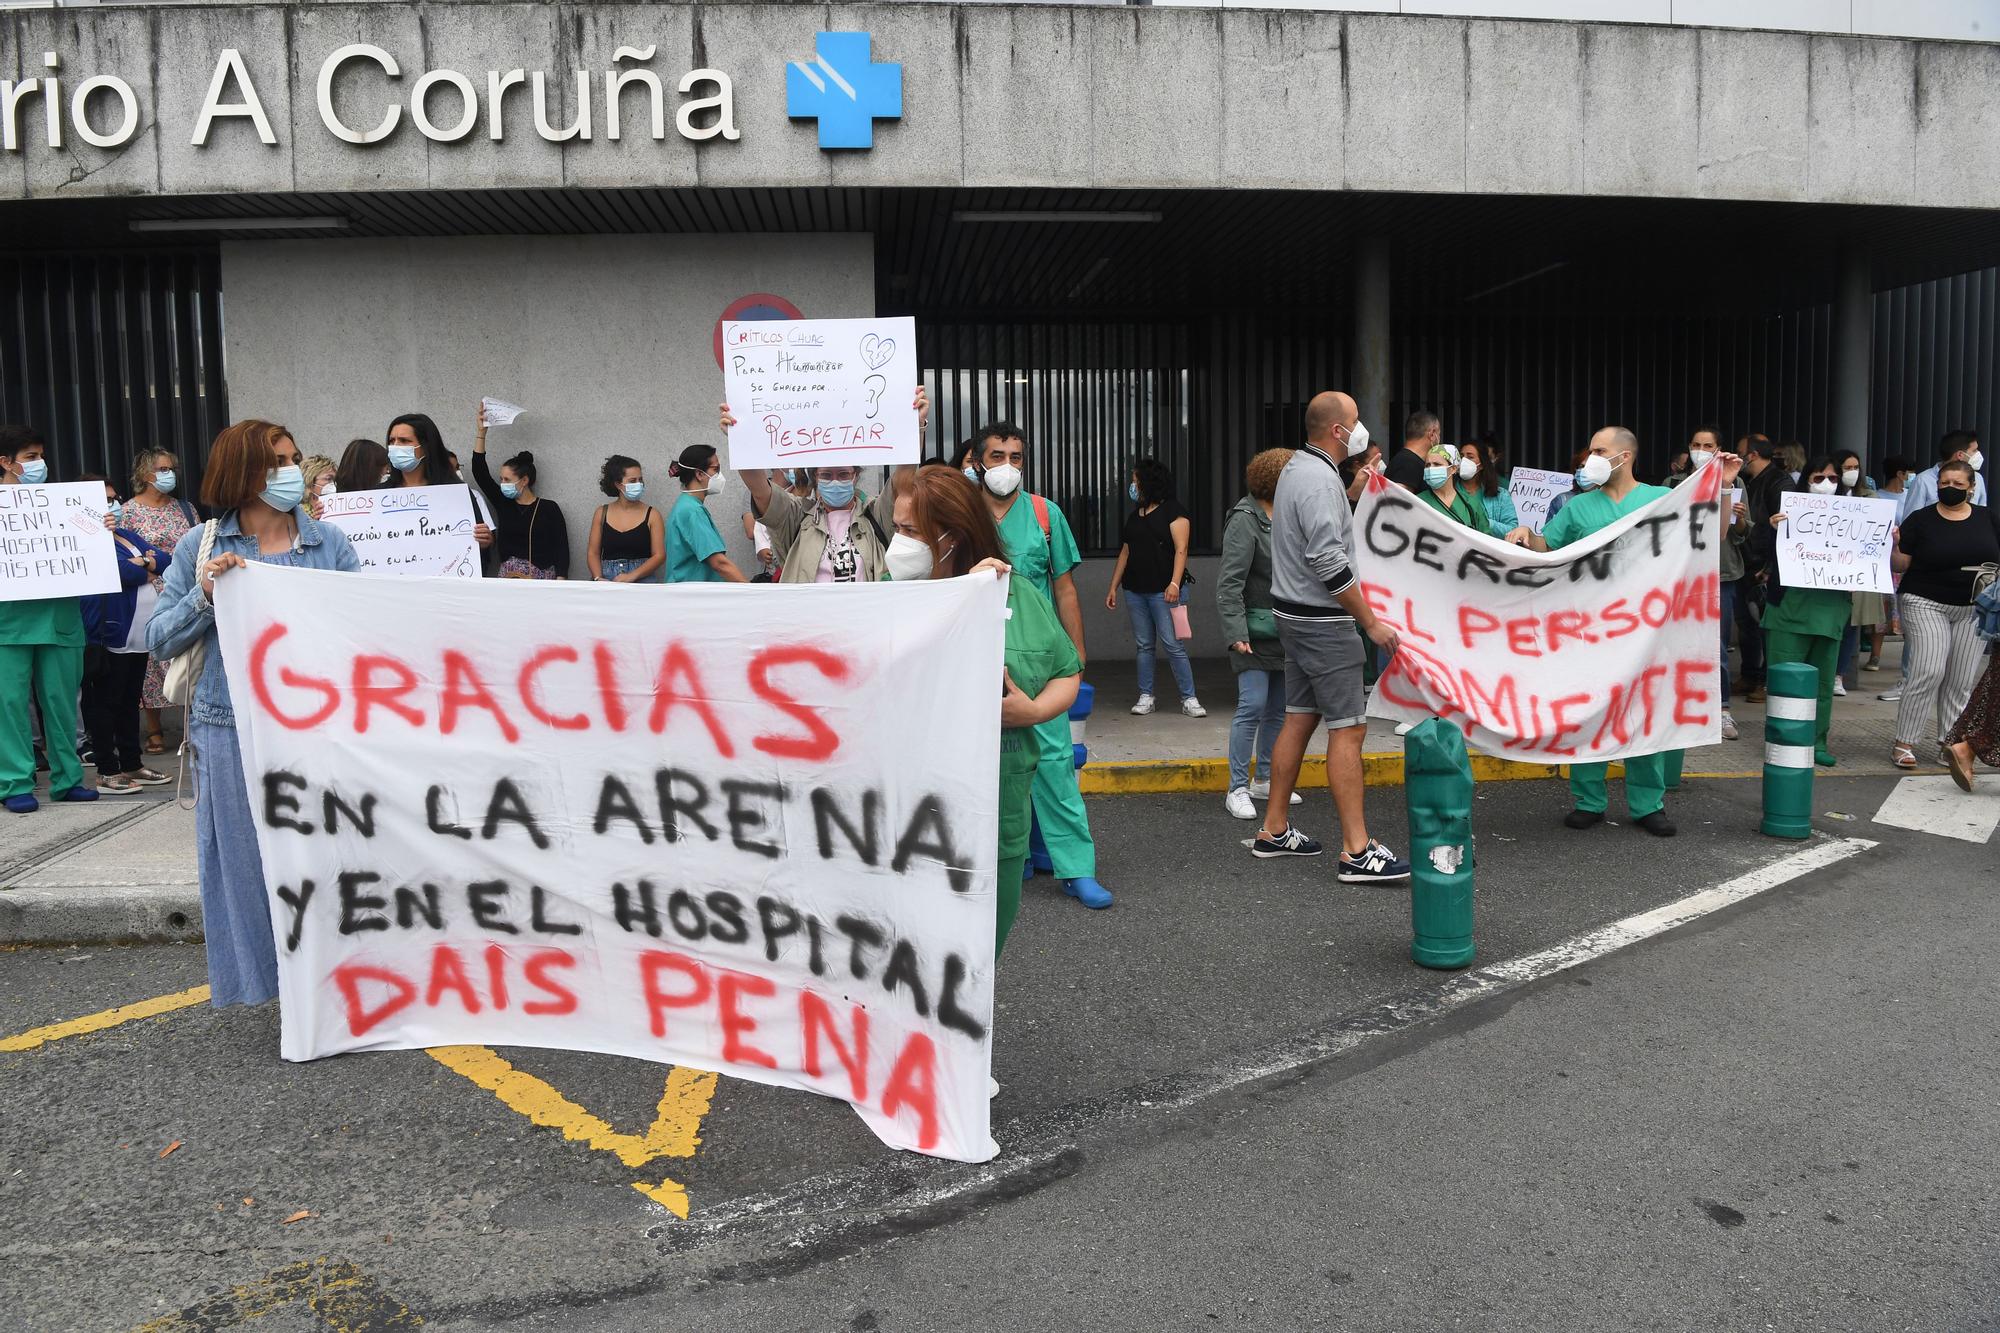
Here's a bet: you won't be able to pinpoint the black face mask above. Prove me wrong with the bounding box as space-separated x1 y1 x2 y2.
1939 485 1970 508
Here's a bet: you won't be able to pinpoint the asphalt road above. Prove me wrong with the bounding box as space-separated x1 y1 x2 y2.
3 775 1994 1331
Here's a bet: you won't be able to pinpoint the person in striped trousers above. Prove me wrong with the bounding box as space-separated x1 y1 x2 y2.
1889 459 2000 768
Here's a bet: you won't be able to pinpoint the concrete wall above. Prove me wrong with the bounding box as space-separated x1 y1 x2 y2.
8 3 1999 209
220 232 874 578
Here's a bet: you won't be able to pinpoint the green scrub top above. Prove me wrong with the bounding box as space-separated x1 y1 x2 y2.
1001 578 1082 776
1420 487 1490 535
994 493 1082 603
1541 482 1673 550
0 597 83 647
664 494 723 583
1762 586 1851 638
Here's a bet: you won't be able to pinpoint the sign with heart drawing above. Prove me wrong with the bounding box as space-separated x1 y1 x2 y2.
721 316 921 469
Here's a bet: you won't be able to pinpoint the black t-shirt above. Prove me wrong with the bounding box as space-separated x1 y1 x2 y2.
1119 500 1189 594
1385 446 1430 494
1897 504 2000 605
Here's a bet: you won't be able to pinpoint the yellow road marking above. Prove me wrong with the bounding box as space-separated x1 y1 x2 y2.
426 1045 716 1219
133 1258 421 1331
0 984 211 1052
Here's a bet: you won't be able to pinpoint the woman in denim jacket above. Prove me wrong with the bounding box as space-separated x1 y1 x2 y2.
149 420 360 1007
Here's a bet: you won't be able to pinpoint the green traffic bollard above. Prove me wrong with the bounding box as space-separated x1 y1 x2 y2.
1404 718 1475 969
1760 662 1818 839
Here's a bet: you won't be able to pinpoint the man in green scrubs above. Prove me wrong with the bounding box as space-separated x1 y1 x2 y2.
972 423 1111 909
1507 426 1679 838
0 427 97 813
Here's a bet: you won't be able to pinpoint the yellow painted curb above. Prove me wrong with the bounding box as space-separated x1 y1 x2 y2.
1077 754 1757 795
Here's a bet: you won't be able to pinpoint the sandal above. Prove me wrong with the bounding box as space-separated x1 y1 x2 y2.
97 775 142 795
1891 743 1918 770
129 767 173 786
143 732 166 755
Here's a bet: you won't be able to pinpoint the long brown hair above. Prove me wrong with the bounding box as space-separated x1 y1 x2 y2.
201 420 292 510
908 468 1007 577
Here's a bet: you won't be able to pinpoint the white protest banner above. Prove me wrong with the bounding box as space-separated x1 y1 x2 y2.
318 486 480 579
0 481 119 599
722 316 920 469
213 566 1004 1164
1357 467 1725 762
1775 491 1897 593
1509 466 1574 534
481 397 526 427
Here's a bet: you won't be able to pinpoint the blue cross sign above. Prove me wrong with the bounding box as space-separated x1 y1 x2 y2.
786 32 902 150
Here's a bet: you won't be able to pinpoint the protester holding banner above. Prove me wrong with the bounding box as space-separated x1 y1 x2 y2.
76 476 174 794
1507 427 1679 837
587 454 667 583
1340 439 1384 507
970 422 1112 910
386 413 495 573
662 446 750 585
148 420 360 1006
1755 457 1857 768
740 462 893 585
898 467 1080 954
123 446 198 756
1457 440 1517 533
1676 433 1750 738
1106 458 1202 719
333 438 392 496
0 426 97 813
1889 459 1998 769
1253 392 1410 882
1418 443 1491 536
1216 449 1296 821
470 406 570 579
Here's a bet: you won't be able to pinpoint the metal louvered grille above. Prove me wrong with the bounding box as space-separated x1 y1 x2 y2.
1872 267 2000 461
0 251 227 492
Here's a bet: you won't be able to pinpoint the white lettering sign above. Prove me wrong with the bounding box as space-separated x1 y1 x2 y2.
318 486 480 579
1776 491 1897 593
0 481 120 599
723 316 920 469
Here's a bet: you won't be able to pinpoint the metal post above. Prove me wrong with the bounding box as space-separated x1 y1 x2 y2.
1354 235 1392 441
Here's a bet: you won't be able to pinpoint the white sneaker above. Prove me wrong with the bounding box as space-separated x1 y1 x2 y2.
1247 779 1301 806
1182 697 1207 718
1720 711 1739 741
1394 720 1417 736
1131 694 1156 716
1832 678 1847 697
1225 787 1256 819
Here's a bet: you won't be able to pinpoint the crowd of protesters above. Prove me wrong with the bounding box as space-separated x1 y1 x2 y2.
3 397 1997 1018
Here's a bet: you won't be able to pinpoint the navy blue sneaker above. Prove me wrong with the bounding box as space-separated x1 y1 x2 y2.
1251 825 1323 858
1337 840 1411 884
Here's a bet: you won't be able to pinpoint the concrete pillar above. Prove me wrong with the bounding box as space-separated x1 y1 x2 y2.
1831 246 1873 469
1353 235 1392 440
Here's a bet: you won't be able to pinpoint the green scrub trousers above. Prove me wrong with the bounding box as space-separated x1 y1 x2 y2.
1764 628 1839 756
1029 712 1096 879
0 641 85 799
995 758 1035 955
1568 753 1673 820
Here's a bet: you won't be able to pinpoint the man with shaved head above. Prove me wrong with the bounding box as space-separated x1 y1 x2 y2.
1506 426 1680 837
1252 391 1411 884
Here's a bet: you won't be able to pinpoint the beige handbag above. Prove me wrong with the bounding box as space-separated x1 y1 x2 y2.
160 520 217 707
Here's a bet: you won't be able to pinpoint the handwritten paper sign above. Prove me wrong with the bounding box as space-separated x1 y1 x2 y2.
1358 467 1723 762
213 565 1005 1162
1776 491 1897 593
0 481 119 599
318 486 479 579
1509 467 1575 535
481 397 526 427
722 316 920 468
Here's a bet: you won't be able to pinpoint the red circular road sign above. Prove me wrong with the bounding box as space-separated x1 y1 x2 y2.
714 294 804 369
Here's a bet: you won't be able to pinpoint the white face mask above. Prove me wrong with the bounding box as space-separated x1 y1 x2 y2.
704 470 726 496
1689 449 1715 470
1809 477 1839 495
1840 468 1859 488
1457 458 1478 481
884 531 935 581
1580 454 1615 487
1341 420 1371 459
1967 449 1984 471
982 463 1022 498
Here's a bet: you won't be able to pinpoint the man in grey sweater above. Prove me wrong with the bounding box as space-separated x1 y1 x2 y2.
1254 390 1411 884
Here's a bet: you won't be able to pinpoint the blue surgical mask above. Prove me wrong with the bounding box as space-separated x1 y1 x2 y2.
622 481 645 502
1128 482 1141 503
817 479 856 508
18 458 47 484
107 500 124 523
781 469 798 486
962 466 978 485
1574 468 1600 492
261 465 305 512
499 482 521 500
388 444 420 473
1423 465 1450 490
153 469 177 494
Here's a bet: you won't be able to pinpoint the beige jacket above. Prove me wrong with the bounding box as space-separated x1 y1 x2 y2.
759 485 895 584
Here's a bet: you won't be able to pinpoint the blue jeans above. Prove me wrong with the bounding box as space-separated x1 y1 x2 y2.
1229 667 1286 790
1719 579 1735 707
1124 591 1195 700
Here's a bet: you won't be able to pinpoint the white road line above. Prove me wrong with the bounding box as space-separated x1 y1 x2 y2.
1872 774 2000 844
688 836 1876 1234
